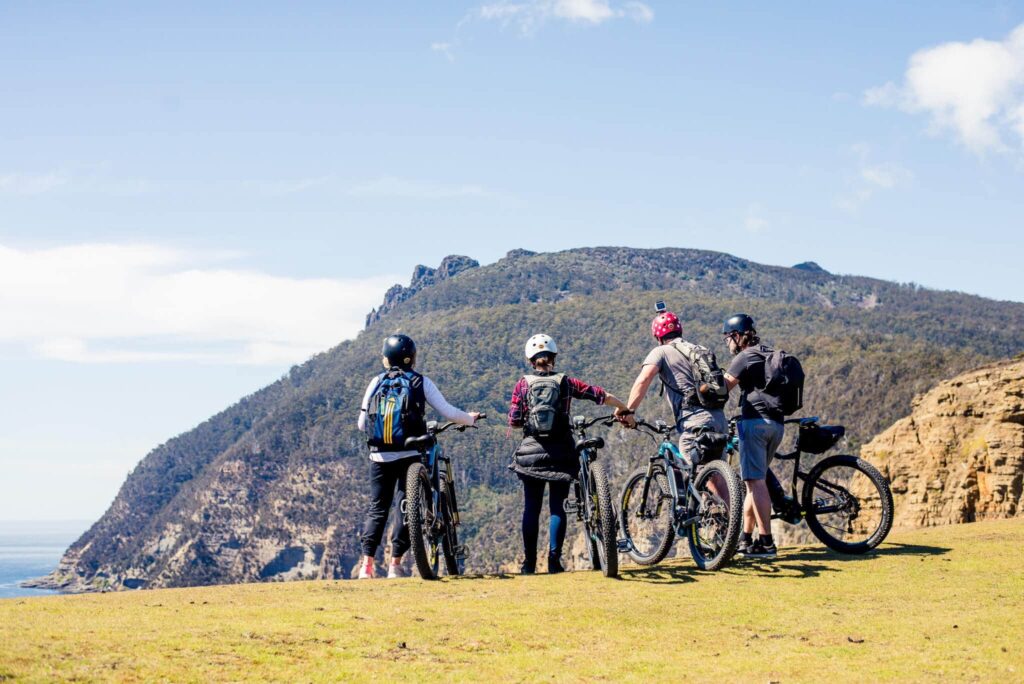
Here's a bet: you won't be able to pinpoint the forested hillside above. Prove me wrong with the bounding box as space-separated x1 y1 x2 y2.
35 247 1024 591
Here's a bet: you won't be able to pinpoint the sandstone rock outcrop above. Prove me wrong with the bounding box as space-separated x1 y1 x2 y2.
861 356 1024 529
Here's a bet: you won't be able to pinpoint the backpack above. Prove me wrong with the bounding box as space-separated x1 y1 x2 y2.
366 369 426 451
524 373 567 438
762 348 805 416
669 340 729 410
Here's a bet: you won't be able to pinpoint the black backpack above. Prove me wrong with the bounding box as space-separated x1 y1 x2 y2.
762 348 804 416
366 368 426 451
524 373 566 438
669 340 729 410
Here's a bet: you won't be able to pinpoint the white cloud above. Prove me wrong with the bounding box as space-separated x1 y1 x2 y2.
865 23 1024 153
475 0 652 35
0 243 399 365
837 144 913 212
0 172 69 195
0 166 155 197
431 42 455 62
744 204 770 233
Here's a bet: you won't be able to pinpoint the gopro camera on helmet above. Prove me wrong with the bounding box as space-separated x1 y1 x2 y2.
655 300 667 313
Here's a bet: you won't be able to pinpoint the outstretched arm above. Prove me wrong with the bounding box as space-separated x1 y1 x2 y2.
423 377 478 426
626 364 659 412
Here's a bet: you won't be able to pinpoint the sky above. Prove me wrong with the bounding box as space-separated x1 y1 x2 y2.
2 1 1023 521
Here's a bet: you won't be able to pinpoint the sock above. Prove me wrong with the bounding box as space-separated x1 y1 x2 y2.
742 532 754 545
760 534 774 547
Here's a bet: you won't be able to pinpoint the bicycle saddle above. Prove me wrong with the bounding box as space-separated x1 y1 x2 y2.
695 430 729 454
404 434 436 450
575 437 604 452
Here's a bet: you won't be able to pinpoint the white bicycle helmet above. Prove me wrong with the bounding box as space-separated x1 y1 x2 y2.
524 334 557 361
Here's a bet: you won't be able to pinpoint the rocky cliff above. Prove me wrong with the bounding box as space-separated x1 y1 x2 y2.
861 356 1024 528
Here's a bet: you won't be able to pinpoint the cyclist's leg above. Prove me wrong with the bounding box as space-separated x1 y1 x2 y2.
680 409 729 502
361 458 398 559
737 419 773 537
521 476 545 570
548 480 570 560
390 457 415 559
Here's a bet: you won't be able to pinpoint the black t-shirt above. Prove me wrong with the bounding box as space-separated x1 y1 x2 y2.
726 345 783 423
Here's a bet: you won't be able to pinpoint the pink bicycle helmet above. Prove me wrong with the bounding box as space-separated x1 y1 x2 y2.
651 311 682 340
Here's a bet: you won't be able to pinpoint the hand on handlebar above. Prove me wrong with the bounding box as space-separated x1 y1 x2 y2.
613 407 637 429
469 411 486 425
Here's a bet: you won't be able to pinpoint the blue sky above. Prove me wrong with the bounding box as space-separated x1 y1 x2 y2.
2 1 1023 520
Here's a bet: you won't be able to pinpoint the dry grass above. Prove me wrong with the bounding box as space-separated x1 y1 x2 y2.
2 519 1022 682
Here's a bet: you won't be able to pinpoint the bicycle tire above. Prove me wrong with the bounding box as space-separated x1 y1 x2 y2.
405 461 440 580
439 477 461 576
591 462 619 578
686 460 743 570
619 466 675 566
802 454 894 554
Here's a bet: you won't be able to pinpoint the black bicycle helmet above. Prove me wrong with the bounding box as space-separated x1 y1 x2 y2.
382 334 416 369
722 313 756 335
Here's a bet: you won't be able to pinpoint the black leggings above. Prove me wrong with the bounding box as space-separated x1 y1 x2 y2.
360 457 417 558
521 477 571 563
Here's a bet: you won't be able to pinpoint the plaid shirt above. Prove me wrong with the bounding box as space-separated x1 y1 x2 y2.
507 373 607 427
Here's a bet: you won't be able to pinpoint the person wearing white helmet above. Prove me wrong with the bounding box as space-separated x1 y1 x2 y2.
507 333 629 574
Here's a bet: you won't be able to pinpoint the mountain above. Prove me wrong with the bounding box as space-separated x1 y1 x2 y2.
859 355 1024 528
32 246 1024 592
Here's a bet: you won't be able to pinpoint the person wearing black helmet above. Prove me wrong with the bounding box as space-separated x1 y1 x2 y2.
722 314 784 559
355 333 481 579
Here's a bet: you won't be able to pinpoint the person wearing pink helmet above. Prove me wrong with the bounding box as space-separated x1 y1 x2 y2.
618 308 731 481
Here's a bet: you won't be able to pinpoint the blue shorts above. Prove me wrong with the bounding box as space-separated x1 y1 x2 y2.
737 418 784 481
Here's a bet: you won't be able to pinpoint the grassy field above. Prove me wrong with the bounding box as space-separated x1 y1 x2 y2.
2 519 1022 683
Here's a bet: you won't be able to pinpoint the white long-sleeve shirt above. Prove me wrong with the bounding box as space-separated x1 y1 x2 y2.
357 374 475 462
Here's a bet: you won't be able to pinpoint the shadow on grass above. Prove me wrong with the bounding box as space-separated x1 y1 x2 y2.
617 541 952 584
448 573 515 581
782 542 951 564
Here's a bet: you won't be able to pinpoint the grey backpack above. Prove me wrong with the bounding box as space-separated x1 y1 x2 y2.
524 373 566 438
670 340 729 410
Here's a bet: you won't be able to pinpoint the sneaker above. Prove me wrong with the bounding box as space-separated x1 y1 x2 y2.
357 555 375 579
741 539 777 560
520 561 536 575
736 537 754 555
387 559 409 579
547 554 565 574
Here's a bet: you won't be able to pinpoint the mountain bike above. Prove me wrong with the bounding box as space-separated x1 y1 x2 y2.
755 416 894 554
563 415 619 578
403 414 485 580
618 418 743 570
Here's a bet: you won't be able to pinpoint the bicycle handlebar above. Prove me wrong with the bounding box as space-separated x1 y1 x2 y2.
571 414 618 431
433 413 487 435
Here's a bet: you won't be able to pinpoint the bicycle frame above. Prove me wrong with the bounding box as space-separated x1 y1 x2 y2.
638 432 712 534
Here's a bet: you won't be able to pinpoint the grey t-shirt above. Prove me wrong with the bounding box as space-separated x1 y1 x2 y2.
642 342 700 423
726 345 782 423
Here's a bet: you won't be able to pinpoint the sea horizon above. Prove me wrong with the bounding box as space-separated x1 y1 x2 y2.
0 519 91 599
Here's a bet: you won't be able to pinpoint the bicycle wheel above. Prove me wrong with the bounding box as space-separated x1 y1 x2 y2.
405 461 440 580
686 460 743 570
802 455 894 554
590 462 619 578
619 466 675 566
439 477 462 576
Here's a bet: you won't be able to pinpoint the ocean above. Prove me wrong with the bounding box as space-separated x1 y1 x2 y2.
0 520 90 599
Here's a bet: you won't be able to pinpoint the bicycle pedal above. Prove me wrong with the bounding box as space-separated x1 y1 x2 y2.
616 538 634 553
563 500 579 513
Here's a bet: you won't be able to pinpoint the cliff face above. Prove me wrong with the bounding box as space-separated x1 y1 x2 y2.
861 357 1024 528
364 255 479 328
